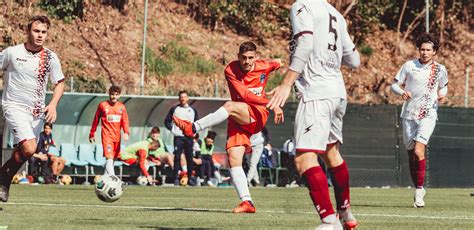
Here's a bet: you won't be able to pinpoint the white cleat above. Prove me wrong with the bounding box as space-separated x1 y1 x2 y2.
413 187 426 208
315 219 343 230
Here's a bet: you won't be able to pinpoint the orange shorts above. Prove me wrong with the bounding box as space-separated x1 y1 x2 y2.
226 104 269 153
102 141 121 159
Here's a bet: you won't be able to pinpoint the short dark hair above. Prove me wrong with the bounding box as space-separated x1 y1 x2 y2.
44 122 53 129
239 41 257 54
206 131 217 140
109 85 121 94
178 90 188 97
27 15 51 31
415 33 440 51
150 126 160 134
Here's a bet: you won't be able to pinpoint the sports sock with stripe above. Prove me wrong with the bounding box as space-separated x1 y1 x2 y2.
303 166 335 220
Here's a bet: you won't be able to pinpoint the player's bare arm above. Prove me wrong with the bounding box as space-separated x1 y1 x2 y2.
267 69 299 110
44 79 65 123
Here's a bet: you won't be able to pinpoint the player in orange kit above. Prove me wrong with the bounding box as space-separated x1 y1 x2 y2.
173 41 283 213
89 85 130 175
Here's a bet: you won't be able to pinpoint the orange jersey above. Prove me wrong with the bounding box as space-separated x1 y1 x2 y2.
224 60 280 106
89 101 129 143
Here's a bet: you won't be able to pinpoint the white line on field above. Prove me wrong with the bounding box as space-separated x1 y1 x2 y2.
4 202 474 221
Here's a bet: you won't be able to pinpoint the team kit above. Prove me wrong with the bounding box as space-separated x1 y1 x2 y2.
0 1 449 229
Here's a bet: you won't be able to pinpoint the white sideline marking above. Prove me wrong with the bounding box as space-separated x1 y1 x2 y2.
5 202 474 221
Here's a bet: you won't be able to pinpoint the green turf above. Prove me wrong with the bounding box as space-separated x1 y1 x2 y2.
0 185 473 229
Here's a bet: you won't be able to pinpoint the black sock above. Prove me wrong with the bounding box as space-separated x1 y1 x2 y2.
192 124 197 133
0 158 25 184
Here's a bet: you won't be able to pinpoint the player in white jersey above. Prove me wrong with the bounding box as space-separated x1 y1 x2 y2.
268 1 360 229
391 33 448 208
0 15 65 202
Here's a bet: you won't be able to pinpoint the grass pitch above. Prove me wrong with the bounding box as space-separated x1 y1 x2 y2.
0 185 473 229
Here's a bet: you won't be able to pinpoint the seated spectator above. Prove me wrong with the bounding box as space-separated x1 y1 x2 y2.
119 139 160 185
146 127 174 169
29 122 66 184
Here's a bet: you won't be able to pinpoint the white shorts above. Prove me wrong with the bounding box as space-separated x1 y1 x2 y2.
3 106 44 145
294 98 346 154
402 116 437 150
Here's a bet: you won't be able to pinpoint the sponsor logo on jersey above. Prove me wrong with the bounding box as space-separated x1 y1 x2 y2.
16 58 27 62
107 115 121 122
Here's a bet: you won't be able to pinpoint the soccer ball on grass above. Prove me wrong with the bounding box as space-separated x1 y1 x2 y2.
95 175 123 202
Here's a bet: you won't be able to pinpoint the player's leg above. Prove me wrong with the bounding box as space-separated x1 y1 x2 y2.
412 116 435 208
228 145 256 213
173 101 252 137
402 119 418 186
57 157 66 175
0 139 37 201
103 141 115 175
173 137 185 185
183 137 195 185
293 99 341 228
247 142 264 185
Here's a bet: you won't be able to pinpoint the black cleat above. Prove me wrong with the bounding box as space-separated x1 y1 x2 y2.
0 184 9 202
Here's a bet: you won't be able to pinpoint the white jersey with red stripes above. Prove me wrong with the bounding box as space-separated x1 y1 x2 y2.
1 44 64 116
395 59 448 120
290 0 356 101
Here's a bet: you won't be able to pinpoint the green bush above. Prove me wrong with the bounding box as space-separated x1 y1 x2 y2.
38 0 84 22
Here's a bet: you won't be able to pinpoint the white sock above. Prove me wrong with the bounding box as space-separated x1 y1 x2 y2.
105 159 115 175
182 165 187 172
194 107 229 132
230 166 252 202
214 171 223 183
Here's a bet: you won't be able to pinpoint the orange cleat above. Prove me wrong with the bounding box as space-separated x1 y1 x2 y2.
343 220 358 230
232 201 256 213
172 116 195 137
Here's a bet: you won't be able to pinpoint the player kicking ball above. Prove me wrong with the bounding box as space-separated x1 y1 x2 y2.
0 15 65 202
391 33 448 208
89 86 130 176
118 140 160 185
173 41 283 213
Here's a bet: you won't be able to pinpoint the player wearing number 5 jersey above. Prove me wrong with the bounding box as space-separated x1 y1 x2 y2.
268 0 360 229
173 41 283 213
89 86 130 176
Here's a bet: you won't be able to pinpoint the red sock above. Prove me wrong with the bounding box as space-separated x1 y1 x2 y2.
303 166 335 219
416 159 426 188
328 161 350 211
407 150 417 186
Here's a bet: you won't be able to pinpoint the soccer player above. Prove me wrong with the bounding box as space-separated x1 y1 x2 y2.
118 140 160 185
267 1 360 229
164 91 199 186
173 41 283 213
391 33 448 208
0 15 65 202
89 86 130 176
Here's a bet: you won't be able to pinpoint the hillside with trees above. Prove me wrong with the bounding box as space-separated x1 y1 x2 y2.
0 0 472 106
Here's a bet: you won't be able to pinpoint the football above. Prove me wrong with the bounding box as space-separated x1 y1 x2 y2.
60 175 72 185
136 176 148 186
94 175 123 203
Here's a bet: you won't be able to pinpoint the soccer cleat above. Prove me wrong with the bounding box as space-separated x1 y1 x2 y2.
413 187 426 208
471 192 474 197
315 219 343 230
0 184 9 202
338 209 358 230
172 116 195 137
232 201 256 213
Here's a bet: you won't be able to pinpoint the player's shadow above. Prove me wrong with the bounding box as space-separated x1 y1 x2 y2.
141 207 229 214
139 227 216 230
354 204 409 208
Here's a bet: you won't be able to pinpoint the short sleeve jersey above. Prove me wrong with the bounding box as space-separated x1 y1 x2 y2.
120 141 149 160
290 0 356 101
224 60 280 106
90 101 130 143
394 59 448 120
1 44 65 114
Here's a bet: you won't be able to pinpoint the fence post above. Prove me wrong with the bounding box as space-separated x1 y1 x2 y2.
465 65 470 107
